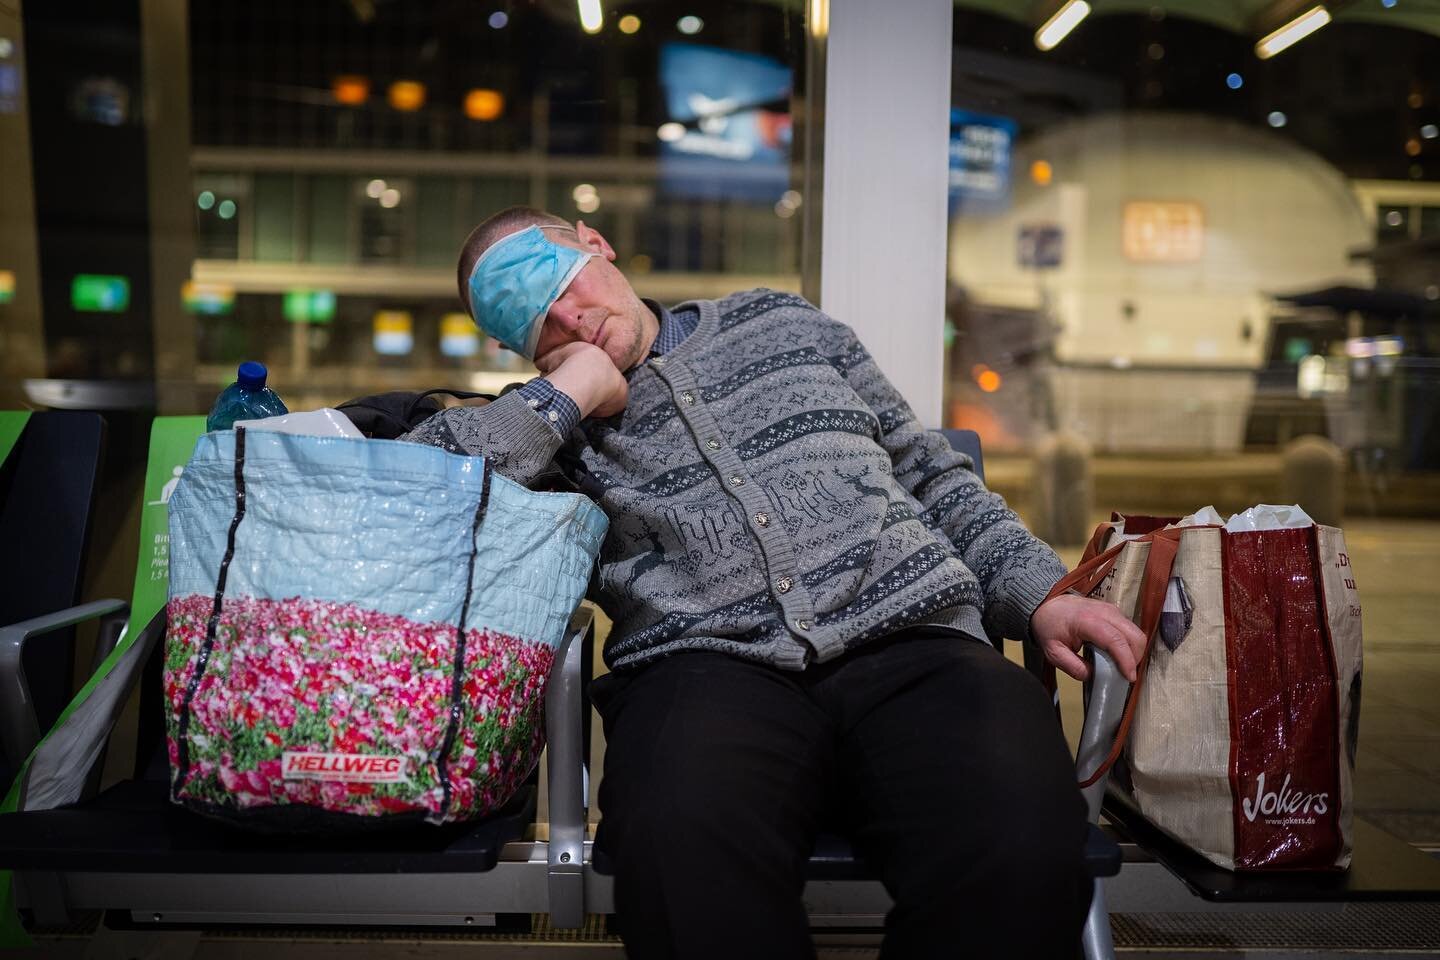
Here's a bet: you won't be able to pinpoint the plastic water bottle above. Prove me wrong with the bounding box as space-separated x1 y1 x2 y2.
207 361 289 432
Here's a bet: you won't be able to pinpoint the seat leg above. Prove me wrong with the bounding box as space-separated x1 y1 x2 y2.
1081 877 1116 960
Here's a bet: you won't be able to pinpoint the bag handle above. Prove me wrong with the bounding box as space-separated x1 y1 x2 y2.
1038 520 1191 789
173 426 250 799
1071 527 1183 788
1034 524 1129 714
434 457 494 819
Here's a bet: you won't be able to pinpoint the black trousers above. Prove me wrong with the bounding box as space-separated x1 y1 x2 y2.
591 627 1091 959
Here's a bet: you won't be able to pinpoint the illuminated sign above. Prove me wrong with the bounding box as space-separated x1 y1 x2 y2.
1018 224 1064 269
440 312 479 357
1123 201 1204 262
182 280 235 315
71 274 130 312
949 109 1016 215
658 42 792 203
0 269 14 304
373 310 414 356
283 289 336 324
0 65 19 115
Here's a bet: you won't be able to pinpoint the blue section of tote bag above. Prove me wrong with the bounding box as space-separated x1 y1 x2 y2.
168 429 607 648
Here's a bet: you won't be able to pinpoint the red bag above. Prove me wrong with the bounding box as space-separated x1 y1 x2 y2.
1051 513 1363 871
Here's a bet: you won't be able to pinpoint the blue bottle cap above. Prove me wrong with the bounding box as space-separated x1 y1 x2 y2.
236 361 268 390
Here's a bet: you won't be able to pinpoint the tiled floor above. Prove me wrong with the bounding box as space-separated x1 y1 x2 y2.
1051 516 1440 846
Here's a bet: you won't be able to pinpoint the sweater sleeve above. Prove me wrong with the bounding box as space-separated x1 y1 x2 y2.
400 388 568 487
827 318 1066 644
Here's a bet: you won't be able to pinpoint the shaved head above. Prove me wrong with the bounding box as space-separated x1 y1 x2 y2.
456 206 573 311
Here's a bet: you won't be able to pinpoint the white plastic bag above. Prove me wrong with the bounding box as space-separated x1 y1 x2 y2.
234 407 364 439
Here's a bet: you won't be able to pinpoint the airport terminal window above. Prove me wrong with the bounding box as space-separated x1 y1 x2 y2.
1421 205 1440 238
945 2 1440 844
175 0 807 404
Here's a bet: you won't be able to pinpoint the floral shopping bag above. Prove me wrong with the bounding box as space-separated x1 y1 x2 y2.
164 427 607 828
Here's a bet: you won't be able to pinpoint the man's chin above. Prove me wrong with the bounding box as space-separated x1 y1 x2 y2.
609 331 644 371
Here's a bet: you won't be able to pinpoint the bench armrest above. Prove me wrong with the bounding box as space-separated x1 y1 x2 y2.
0 598 129 770
545 604 595 929
1076 645 1131 822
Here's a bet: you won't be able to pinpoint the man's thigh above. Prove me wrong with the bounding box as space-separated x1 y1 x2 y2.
823 631 1088 904
591 651 837 881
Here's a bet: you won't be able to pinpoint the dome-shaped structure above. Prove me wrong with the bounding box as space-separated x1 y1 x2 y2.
949 111 1373 366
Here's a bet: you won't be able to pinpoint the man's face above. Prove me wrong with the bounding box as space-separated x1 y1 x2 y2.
532 223 655 371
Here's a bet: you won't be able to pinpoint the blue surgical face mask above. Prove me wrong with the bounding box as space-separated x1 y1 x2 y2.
466 224 597 360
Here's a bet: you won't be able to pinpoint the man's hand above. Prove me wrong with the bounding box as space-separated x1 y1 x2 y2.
1030 593 1148 683
535 341 629 419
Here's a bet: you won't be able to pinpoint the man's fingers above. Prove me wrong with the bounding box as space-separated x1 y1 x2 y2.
1044 642 1090 683
1103 605 1149 664
1081 620 1139 682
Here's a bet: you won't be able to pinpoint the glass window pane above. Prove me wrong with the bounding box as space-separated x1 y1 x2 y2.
357 176 411 264
172 1 810 403
253 174 296 262
1420 206 1440 238
306 175 350 264
946 4 1440 846
415 177 458 267
194 175 244 260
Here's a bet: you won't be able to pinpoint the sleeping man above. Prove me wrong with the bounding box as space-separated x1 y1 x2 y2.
402 205 1145 959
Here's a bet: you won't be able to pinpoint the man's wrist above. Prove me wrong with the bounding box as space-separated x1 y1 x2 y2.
542 367 604 419
515 378 582 435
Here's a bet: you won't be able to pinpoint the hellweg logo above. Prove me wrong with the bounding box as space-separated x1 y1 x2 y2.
1242 771 1328 824
282 751 409 784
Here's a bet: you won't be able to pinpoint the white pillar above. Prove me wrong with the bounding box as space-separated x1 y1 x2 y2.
819 0 952 428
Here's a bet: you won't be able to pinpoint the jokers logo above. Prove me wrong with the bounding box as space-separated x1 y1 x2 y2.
1241 771 1329 824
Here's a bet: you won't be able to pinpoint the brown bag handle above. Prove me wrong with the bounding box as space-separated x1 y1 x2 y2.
1035 522 1128 709
1073 528 1183 787
1038 521 1195 788
1081 520 1119 565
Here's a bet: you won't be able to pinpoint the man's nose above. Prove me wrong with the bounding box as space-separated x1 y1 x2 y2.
548 301 583 334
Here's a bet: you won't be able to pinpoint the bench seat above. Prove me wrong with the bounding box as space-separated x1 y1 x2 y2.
0 779 534 875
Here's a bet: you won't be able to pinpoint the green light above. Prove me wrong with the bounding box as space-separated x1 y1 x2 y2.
217 199 236 220
283 289 336 324
283 290 309 322
71 274 130 313
197 190 215 210
311 290 336 319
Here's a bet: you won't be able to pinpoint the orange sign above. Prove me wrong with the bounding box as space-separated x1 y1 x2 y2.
1122 201 1204 262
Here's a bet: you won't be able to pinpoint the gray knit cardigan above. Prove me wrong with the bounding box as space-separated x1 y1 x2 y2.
403 289 1066 672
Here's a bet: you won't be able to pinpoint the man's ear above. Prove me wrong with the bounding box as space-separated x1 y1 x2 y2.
574 220 617 261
